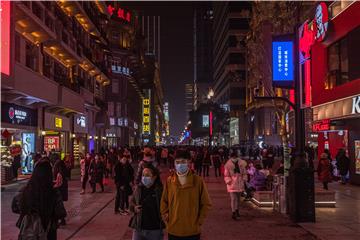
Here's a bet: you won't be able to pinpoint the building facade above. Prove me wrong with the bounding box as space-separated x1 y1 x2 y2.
185 83 194 114
193 2 213 109
106 2 142 147
1 1 111 180
212 1 251 146
310 1 360 185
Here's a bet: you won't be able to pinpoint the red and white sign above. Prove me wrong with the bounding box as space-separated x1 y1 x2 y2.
44 136 60 152
314 2 329 42
312 119 331 132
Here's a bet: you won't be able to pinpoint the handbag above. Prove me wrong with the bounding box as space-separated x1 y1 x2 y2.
18 214 50 240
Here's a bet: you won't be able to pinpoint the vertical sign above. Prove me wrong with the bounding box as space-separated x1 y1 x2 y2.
142 90 151 135
355 140 360 175
1 1 11 76
209 111 213 136
272 39 294 88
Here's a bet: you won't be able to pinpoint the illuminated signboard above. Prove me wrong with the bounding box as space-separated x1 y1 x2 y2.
142 91 151 135
352 95 360 114
1 1 10 76
272 38 294 88
107 4 131 22
312 119 330 132
111 65 131 76
44 136 60 152
55 117 63 128
2 102 37 126
355 140 360 175
202 115 209 128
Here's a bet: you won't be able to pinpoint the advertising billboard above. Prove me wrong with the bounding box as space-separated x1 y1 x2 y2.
272 36 294 88
202 115 209 128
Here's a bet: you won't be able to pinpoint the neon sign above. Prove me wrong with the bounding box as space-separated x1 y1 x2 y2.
143 97 151 135
1 1 11 76
107 4 131 22
312 119 330 132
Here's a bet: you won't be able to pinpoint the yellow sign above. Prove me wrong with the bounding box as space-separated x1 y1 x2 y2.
55 117 63 128
143 124 150 132
143 107 150 114
143 97 150 134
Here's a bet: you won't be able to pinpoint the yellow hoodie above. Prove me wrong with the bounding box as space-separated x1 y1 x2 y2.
160 171 212 237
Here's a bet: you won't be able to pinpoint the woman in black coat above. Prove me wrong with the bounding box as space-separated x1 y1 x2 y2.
12 160 66 240
53 155 68 226
336 149 350 184
89 155 105 193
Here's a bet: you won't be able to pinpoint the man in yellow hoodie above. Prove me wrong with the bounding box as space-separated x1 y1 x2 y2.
160 149 212 240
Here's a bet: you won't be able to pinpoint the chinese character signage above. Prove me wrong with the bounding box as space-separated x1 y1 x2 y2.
111 65 131 76
55 117 63 128
44 136 60 152
142 91 151 136
202 115 209 128
107 4 131 23
272 40 294 88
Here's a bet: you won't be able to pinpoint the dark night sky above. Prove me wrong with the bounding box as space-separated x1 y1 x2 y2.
127 2 194 138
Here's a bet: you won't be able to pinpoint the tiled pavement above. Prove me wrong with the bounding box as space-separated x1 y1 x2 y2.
300 182 360 240
1 165 359 240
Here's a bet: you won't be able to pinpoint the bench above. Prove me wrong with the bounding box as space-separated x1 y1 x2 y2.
251 189 336 208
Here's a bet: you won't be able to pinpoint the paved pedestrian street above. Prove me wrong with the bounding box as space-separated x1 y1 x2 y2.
2 168 318 240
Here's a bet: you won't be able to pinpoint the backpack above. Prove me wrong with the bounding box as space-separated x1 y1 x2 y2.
18 214 50 240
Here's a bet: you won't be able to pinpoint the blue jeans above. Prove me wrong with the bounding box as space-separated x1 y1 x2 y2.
132 229 163 240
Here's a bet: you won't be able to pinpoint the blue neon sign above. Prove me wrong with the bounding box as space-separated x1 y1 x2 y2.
272 41 294 82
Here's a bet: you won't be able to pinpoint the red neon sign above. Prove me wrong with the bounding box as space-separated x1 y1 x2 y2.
209 111 213 136
299 21 316 107
1 1 11 76
312 119 330 132
107 4 131 22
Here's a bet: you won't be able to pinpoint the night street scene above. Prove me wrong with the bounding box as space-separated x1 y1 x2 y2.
1 0 360 240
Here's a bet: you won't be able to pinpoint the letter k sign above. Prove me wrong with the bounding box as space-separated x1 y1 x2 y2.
352 96 360 114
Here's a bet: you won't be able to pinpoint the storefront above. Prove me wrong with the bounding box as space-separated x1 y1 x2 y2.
72 114 88 166
1 102 38 180
43 112 71 159
313 95 360 184
310 2 360 185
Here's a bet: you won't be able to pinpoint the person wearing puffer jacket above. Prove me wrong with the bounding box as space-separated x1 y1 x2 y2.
223 151 247 220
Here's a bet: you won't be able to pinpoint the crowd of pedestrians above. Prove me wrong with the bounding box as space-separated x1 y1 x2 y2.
11 144 352 240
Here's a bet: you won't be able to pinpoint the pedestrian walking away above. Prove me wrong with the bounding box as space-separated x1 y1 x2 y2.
317 153 332 190
160 149 212 240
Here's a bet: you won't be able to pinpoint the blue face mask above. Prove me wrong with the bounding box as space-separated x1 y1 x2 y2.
175 163 189 175
141 176 154 187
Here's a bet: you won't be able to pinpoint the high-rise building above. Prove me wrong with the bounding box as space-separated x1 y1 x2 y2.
106 2 142 147
139 15 161 64
185 83 194 114
193 2 213 109
212 2 251 145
